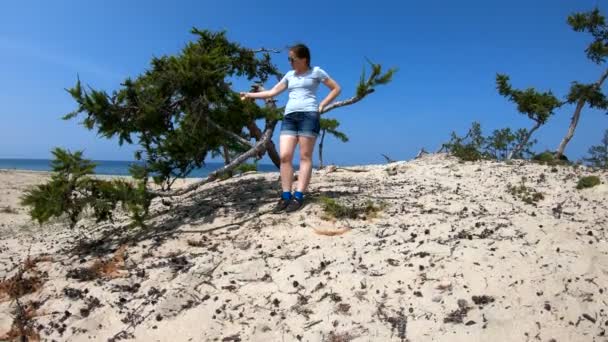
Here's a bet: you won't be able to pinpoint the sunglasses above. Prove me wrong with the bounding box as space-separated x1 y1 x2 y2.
288 57 297 63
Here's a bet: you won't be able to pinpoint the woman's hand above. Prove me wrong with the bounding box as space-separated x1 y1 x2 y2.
240 92 249 101
319 78 341 113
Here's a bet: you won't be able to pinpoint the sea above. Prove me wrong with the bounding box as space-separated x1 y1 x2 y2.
0 159 282 178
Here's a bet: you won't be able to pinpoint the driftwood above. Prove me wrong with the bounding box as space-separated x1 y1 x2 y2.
415 148 430 159
381 153 396 163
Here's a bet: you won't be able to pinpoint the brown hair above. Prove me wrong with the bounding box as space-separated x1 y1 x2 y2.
290 43 311 67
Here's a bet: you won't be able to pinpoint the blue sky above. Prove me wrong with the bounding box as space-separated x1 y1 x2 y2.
1 0 607 165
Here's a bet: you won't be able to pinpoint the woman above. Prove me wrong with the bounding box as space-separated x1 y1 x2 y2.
240 43 341 213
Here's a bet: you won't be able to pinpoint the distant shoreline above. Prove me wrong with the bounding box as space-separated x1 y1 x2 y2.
0 158 282 178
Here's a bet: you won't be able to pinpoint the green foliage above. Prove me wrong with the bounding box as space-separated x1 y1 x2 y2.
576 175 601 189
318 118 349 168
20 148 150 227
29 28 393 228
319 196 385 220
64 28 392 189
553 8 608 158
356 59 397 98
564 7 608 110
495 74 561 158
450 144 483 162
532 151 570 166
64 29 281 188
320 118 349 143
533 151 556 163
568 8 608 64
443 122 485 161
484 128 512 159
584 129 608 168
496 74 562 125
507 178 544 205
235 161 258 174
486 127 536 160
566 82 608 109
443 122 536 161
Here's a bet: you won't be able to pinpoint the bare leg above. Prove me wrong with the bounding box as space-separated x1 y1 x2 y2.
279 135 298 192
296 136 317 192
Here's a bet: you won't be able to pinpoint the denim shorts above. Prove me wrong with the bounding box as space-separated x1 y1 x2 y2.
280 111 321 138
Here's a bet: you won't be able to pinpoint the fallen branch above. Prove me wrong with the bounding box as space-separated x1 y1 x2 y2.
335 167 370 173
416 148 429 159
304 319 323 330
381 153 396 163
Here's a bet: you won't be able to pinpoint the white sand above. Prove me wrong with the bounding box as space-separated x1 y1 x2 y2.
1 154 607 341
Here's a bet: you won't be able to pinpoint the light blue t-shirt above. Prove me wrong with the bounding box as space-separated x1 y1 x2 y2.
279 66 330 115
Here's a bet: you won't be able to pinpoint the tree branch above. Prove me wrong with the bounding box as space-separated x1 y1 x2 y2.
320 89 374 115
150 121 277 197
247 120 280 168
416 148 430 159
150 66 388 198
251 48 282 53
556 67 608 158
508 121 542 160
250 84 281 166
206 118 254 149
381 153 396 163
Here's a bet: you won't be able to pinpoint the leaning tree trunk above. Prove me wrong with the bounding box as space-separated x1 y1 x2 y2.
251 84 282 169
247 121 280 168
508 121 542 160
318 129 327 169
151 77 379 198
150 119 278 197
556 68 608 158
555 100 585 159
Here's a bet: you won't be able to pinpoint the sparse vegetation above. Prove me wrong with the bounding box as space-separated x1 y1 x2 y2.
318 118 349 169
20 148 151 228
0 256 51 301
0 270 44 302
584 129 608 169
532 151 570 166
442 122 537 162
576 175 601 189
66 245 127 281
319 196 385 220
507 178 545 205
235 162 258 174
0 299 42 341
442 122 485 161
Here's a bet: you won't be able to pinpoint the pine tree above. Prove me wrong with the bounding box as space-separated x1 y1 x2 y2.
22 29 395 227
495 74 561 159
584 128 608 168
556 8 608 158
318 118 349 169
